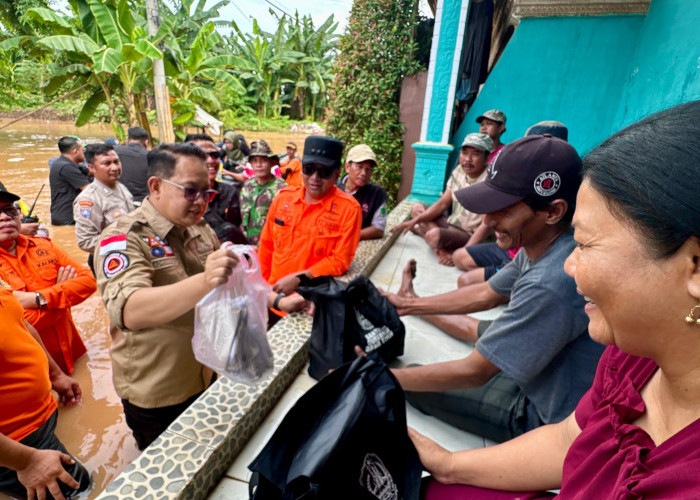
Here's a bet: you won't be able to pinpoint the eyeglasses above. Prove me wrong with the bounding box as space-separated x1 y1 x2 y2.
302 164 337 179
0 206 20 218
159 178 217 202
206 151 222 159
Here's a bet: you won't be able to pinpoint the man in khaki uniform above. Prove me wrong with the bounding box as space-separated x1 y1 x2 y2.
95 143 238 450
73 143 135 274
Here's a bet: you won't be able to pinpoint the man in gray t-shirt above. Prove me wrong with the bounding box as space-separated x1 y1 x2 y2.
384 135 604 442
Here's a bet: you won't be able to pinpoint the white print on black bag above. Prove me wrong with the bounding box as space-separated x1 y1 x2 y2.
355 309 394 353
359 453 398 500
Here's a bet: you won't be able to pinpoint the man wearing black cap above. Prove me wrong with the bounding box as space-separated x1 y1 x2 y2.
115 126 149 203
258 136 362 296
383 135 604 442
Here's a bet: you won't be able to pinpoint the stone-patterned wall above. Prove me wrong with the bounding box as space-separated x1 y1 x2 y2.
96 200 415 499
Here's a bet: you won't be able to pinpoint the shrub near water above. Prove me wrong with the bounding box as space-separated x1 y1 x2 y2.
326 0 421 207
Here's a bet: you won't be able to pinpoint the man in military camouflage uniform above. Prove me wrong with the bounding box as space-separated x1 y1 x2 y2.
239 139 286 245
73 143 135 274
94 143 238 450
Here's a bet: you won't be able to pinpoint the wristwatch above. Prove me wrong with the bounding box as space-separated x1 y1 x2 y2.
34 292 47 308
273 293 285 310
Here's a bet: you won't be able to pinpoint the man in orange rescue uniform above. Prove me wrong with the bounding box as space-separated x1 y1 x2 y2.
258 135 362 297
0 190 96 375
0 286 89 500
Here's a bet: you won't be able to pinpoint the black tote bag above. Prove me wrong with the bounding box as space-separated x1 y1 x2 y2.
248 355 422 500
297 275 405 380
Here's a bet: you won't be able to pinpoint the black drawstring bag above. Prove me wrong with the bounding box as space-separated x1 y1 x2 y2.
248 355 422 499
297 275 405 380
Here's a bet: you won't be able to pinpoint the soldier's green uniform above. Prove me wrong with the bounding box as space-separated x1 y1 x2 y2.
240 176 286 244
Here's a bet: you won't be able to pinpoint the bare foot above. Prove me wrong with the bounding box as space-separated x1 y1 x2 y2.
435 248 455 267
398 259 418 297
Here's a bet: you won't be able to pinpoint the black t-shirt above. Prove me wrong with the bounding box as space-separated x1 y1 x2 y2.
115 143 149 202
204 181 246 243
337 175 388 229
49 156 89 225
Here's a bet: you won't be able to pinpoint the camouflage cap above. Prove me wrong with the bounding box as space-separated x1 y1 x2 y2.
461 132 493 152
476 109 506 124
249 139 279 165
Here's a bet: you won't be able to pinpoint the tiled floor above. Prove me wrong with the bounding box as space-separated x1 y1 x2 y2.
208 232 505 497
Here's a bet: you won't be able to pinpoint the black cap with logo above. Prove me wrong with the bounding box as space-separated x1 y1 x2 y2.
454 134 582 214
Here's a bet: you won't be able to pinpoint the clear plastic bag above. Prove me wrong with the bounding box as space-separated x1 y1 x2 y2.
193 244 274 384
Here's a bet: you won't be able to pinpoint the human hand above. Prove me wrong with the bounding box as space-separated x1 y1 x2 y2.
17 448 80 500
204 248 239 289
277 293 313 314
55 265 77 284
272 273 302 295
408 428 452 480
51 373 82 407
378 288 410 316
20 223 40 236
391 219 417 235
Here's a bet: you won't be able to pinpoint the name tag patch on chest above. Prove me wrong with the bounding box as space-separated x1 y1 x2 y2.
79 200 93 219
103 252 129 278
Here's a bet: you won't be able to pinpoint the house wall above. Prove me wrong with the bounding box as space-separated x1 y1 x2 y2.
448 0 700 168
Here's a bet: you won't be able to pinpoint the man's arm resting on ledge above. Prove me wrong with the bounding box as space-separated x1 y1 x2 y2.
392 349 501 393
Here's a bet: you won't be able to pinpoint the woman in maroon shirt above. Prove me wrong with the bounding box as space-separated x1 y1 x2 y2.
410 101 700 499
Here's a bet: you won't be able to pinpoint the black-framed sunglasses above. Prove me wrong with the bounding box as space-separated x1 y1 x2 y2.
206 151 222 159
302 163 337 179
0 206 20 218
159 178 217 202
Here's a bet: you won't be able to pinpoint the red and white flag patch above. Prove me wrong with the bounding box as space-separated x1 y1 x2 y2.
99 234 127 255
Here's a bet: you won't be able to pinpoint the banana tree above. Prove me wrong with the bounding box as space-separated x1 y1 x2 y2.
162 20 248 137
2 0 162 139
282 13 338 121
226 17 305 118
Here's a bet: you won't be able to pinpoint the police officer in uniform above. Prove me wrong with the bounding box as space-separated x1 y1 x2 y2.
73 143 135 274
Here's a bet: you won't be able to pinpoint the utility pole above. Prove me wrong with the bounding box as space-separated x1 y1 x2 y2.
146 0 175 143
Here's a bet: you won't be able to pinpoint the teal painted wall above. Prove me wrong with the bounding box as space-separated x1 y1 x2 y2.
426 0 465 142
449 0 700 169
614 0 700 129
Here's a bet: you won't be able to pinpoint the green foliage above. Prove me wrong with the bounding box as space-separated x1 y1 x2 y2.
326 0 421 207
220 109 308 133
224 11 338 121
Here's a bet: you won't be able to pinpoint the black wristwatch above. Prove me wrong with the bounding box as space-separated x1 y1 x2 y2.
35 292 47 308
273 293 285 310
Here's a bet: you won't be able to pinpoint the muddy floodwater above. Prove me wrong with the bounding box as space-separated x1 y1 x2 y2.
0 119 309 498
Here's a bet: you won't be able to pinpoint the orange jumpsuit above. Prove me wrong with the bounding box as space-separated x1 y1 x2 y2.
258 185 362 284
279 157 303 187
0 287 56 441
0 236 96 374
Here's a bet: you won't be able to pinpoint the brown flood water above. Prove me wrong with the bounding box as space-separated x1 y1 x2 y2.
0 119 309 498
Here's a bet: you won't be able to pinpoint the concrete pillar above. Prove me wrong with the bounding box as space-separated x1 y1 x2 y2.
409 0 471 203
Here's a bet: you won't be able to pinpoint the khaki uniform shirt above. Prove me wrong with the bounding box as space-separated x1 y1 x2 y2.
95 199 219 408
446 167 487 234
73 180 135 253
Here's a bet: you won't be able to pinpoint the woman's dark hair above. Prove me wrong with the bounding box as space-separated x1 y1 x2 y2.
583 100 700 258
